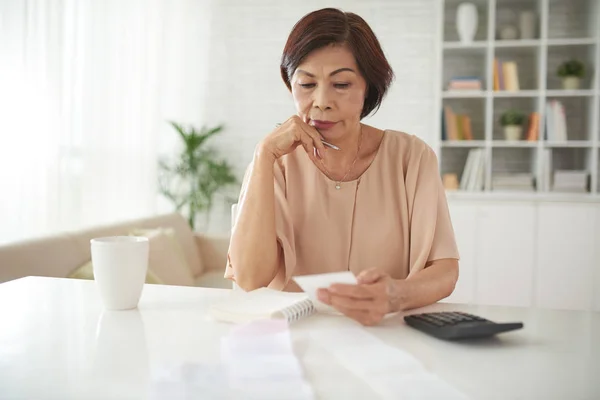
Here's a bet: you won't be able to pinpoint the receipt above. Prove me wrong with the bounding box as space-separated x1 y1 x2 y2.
293 272 357 313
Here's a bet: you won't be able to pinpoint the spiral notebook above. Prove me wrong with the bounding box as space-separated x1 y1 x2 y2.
210 288 316 323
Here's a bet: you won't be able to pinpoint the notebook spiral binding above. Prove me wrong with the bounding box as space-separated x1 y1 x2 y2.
280 298 316 323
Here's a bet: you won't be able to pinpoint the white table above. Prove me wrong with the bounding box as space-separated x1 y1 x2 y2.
1 277 598 399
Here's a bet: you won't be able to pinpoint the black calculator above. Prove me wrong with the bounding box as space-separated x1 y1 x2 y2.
404 311 523 340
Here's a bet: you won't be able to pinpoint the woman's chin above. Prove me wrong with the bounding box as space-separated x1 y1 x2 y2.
319 127 345 142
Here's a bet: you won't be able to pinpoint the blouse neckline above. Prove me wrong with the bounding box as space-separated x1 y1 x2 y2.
315 129 388 187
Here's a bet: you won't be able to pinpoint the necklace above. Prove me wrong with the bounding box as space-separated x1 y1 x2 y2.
320 127 363 190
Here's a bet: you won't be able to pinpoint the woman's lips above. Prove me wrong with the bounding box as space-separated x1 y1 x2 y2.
310 120 337 130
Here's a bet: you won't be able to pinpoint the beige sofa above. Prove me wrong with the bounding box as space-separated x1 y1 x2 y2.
0 212 232 289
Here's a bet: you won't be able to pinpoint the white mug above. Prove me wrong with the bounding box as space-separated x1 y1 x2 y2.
91 236 149 310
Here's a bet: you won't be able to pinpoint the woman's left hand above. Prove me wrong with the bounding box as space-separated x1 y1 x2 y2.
316 268 403 326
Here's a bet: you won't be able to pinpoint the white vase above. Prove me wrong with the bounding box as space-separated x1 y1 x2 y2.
504 125 522 141
456 3 478 43
562 76 580 90
519 11 536 39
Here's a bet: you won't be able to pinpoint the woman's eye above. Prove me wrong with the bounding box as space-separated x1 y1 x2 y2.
299 83 316 88
334 83 350 89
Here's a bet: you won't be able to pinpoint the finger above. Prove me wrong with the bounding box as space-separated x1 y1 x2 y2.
357 268 386 284
317 288 331 304
329 292 379 311
297 123 327 158
299 134 318 162
299 130 323 161
334 306 383 326
328 283 375 299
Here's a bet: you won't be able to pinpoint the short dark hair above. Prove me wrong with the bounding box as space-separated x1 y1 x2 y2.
280 8 394 119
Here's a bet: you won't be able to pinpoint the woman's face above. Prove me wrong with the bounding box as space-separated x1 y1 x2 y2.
290 44 367 141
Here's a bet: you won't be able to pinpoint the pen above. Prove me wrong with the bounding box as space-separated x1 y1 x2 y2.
275 123 341 151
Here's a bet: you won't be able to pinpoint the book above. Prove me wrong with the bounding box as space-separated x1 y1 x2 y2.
526 112 540 141
545 100 568 141
456 114 464 140
494 59 520 91
447 76 482 91
462 115 473 140
503 61 520 91
460 148 485 191
210 287 316 324
493 58 500 91
211 272 358 324
442 105 473 141
492 173 535 191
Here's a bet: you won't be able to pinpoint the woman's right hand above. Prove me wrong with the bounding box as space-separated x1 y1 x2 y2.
259 115 327 162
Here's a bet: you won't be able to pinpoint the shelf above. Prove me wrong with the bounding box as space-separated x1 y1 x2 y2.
546 90 595 97
494 40 541 48
547 44 596 90
441 140 486 148
492 141 538 148
440 0 600 199
548 0 598 40
486 90 597 98
443 91 487 98
547 38 597 46
544 141 594 148
445 191 600 203
443 41 488 49
442 141 542 148
493 90 539 98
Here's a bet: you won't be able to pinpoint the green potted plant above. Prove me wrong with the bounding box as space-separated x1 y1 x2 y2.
158 121 237 230
499 109 526 141
557 59 585 90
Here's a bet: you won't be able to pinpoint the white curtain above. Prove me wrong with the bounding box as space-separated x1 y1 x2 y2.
0 0 212 244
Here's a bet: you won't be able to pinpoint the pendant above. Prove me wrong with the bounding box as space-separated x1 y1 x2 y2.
335 183 341 190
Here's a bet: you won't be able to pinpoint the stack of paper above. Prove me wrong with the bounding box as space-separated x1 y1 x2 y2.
553 170 588 193
492 173 535 192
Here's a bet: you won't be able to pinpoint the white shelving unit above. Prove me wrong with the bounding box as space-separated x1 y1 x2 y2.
435 0 600 198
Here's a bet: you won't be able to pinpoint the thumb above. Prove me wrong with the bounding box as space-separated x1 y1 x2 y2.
357 268 386 285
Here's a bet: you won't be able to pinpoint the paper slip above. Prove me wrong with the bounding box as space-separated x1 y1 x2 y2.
151 320 314 400
150 362 229 400
310 327 470 400
222 320 315 400
293 271 357 313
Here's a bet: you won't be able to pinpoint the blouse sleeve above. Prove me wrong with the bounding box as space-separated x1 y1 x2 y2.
224 158 297 290
404 142 460 278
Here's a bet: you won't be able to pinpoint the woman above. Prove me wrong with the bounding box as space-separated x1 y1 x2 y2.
225 8 460 326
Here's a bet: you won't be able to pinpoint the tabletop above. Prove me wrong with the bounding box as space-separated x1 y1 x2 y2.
0 277 599 400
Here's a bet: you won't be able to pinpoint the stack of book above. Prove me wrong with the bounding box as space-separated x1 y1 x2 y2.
493 59 520 91
545 101 568 141
460 149 485 191
552 170 588 193
492 173 535 192
447 76 483 91
442 105 473 141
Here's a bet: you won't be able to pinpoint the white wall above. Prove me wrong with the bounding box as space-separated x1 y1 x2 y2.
197 0 440 234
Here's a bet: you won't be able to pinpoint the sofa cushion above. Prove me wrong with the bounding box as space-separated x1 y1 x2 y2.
193 234 230 272
0 234 89 283
131 228 196 287
68 260 163 284
72 213 205 277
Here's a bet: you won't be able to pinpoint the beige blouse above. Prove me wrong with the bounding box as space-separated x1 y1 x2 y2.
225 130 460 291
